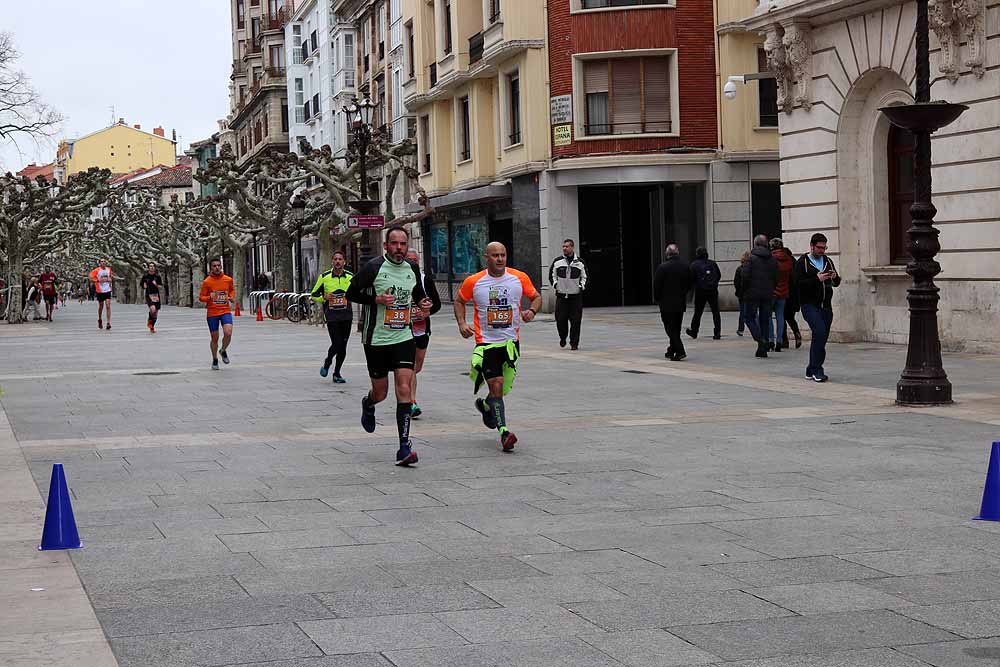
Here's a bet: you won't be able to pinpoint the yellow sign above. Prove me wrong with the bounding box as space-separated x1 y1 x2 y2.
553 124 573 147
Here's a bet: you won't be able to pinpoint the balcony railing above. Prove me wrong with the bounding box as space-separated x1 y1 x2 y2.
429 62 437 87
248 39 263 55
265 7 288 31
265 67 286 79
584 120 672 136
469 32 484 64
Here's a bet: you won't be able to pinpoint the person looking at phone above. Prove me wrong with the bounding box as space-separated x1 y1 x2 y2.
794 233 841 383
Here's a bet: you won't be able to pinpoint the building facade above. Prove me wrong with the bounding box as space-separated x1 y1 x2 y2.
227 0 292 167
57 121 176 177
741 0 999 351
403 0 549 298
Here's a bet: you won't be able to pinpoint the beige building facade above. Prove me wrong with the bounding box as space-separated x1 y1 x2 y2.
741 0 1000 351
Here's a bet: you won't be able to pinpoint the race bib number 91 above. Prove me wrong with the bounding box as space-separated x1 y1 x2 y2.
487 305 513 328
383 304 411 330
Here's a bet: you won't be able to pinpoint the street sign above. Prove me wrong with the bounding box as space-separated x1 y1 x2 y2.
347 214 385 229
550 95 573 125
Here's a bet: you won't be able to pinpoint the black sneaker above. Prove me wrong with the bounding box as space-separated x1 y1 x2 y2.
361 395 376 433
501 430 517 452
211 360 220 371
559 339 566 348
475 398 497 430
396 442 419 466
670 353 687 361
686 328 697 339
220 350 230 364
332 373 346 384
812 373 829 383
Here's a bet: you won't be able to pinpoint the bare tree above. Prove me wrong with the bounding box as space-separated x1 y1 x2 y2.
0 32 63 161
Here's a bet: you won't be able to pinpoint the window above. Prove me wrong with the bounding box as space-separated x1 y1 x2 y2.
313 93 320 116
311 30 318 53
304 99 311 119
405 23 415 78
459 95 470 161
581 0 670 7
377 4 386 59
888 125 914 264
489 0 501 23
376 78 386 127
251 17 261 41
344 33 356 87
583 55 672 136
237 0 246 28
269 45 284 69
419 115 431 173
757 48 778 128
443 0 453 55
507 71 521 145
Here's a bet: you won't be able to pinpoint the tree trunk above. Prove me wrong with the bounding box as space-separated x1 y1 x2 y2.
5 252 25 323
227 243 247 306
192 263 206 309
271 228 294 291
318 218 333 275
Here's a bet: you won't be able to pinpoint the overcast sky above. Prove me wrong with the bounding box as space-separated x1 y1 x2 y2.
1 1 232 173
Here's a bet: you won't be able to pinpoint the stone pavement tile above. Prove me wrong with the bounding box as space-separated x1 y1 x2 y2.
73 551 262 584
468 510 647 537
566 590 791 631
630 506 758 526
578 628 720 666
325 492 446 511
153 516 269 539
451 474 574 492
423 534 570 559
845 525 1000 552
707 556 889 587
75 521 163 544
839 548 1000 576
433 604 602 643
235 565 403 596
719 499 859 519
219 527 357 552
896 599 1000 638
421 486 563 506
365 501 548 527
861 570 1000 605
732 534 886 559
251 541 444 570
298 613 467 654
524 498 636 514
717 647 933 666
381 556 548 585
214 498 335 518
70 534 229 563
260 511 381 531
747 581 915 615
344 521 482 544
87 575 250 610
897 638 1000 666
261 483 383 502
70 495 157 512
468 574 626 606
0 628 119 667
0 541 73 571
540 523 739 550
70 479 165 497
670 610 959 661
368 479 472 495
98 594 334 637
150 489 268 507
74 504 223 527
0 567 101 636
225 657 392 667
317 583 499 617
593 567 746 595
383 637 623 667
623 542 777 568
515 548 666 576
109 622 323 667
710 485 831 503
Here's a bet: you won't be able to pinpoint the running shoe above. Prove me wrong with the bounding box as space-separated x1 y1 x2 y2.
98 319 103 329
501 430 517 452
332 374 346 384
105 323 111 330
559 339 566 348
686 328 697 339
150 326 156 334
475 398 497 430
411 403 422 418
396 442 419 466
220 350 230 364
361 395 376 433
320 365 329 378
812 373 829 383
671 353 687 361
147 321 153 332
212 360 220 371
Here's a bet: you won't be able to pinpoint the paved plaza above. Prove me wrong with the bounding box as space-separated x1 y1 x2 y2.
3 301 1000 666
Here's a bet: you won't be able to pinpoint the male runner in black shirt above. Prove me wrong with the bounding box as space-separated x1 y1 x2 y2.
140 262 164 333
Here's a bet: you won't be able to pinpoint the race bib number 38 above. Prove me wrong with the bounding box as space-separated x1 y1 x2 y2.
487 305 513 328
383 304 411 330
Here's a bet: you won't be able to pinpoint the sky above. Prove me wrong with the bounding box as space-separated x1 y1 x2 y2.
1 1 232 173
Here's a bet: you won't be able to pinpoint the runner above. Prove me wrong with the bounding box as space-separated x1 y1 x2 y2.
405 248 441 418
89 259 113 330
198 259 235 370
345 226 432 467
38 266 59 322
454 242 542 452
311 250 354 383
140 262 164 333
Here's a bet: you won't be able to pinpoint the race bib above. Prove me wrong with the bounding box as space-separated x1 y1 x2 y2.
487 305 513 328
328 294 348 309
411 306 427 336
150 294 160 303
383 304 411 330
211 290 229 305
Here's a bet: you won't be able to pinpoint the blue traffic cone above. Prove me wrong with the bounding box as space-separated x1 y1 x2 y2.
975 442 1000 521
38 464 82 550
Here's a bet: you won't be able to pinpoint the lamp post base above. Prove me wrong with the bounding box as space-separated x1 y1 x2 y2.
897 380 952 406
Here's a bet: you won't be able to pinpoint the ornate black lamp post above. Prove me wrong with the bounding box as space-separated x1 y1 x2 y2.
343 96 380 264
879 0 967 406
291 195 306 291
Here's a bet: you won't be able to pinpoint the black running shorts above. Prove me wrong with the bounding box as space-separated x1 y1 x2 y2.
364 339 416 379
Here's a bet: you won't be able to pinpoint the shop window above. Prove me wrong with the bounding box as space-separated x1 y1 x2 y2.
450 222 487 275
430 224 449 274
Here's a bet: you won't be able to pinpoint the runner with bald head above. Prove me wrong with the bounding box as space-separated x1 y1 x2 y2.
454 242 542 452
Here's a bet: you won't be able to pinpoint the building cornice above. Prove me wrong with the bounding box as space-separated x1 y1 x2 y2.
742 0 903 31
548 151 717 171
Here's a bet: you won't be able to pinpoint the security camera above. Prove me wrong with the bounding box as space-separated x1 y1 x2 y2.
723 75 745 100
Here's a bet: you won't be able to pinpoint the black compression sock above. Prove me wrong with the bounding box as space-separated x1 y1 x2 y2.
396 402 412 445
486 396 506 432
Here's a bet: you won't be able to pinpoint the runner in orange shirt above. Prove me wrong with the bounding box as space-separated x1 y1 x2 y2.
89 259 113 330
198 259 236 371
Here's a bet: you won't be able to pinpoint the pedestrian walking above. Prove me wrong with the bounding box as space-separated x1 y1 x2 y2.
653 244 692 361
742 235 778 358
22 277 42 320
686 247 722 340
795 233 840 382
548 239 588 350
734 251 750 336
780 245 803 349
199 259 236 370
406 248 441 418
769 239 794 351
312 250 354 383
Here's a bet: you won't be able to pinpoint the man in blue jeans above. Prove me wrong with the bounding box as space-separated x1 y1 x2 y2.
794 233 841 382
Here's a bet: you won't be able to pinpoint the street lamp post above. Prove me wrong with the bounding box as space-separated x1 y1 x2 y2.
879 0 967 406
291 195 306 292
343 96 380 264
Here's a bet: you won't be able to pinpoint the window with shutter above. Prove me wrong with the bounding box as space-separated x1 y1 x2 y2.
612 59 641 134
584 61 609 136
643 57 671 133
582 54 673 136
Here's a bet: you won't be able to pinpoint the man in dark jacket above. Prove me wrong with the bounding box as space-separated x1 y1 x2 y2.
653 244 692 361
794 233 841 382
686 246 722 340
742 234 779 358
548 239 588 350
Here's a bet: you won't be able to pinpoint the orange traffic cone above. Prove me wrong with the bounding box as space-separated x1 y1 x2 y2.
234 301 241 317
256 305 263 322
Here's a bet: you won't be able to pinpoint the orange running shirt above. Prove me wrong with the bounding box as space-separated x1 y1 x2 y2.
199 274 235 317
457 268 538 345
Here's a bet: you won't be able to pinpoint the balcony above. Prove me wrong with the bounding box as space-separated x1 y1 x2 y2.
469 32 484 65
265 66 286 80
264 6 288 31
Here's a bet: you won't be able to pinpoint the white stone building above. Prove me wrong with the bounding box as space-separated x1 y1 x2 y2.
741 0 1000 352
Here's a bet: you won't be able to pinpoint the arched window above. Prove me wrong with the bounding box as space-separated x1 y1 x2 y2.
887 124 914 264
